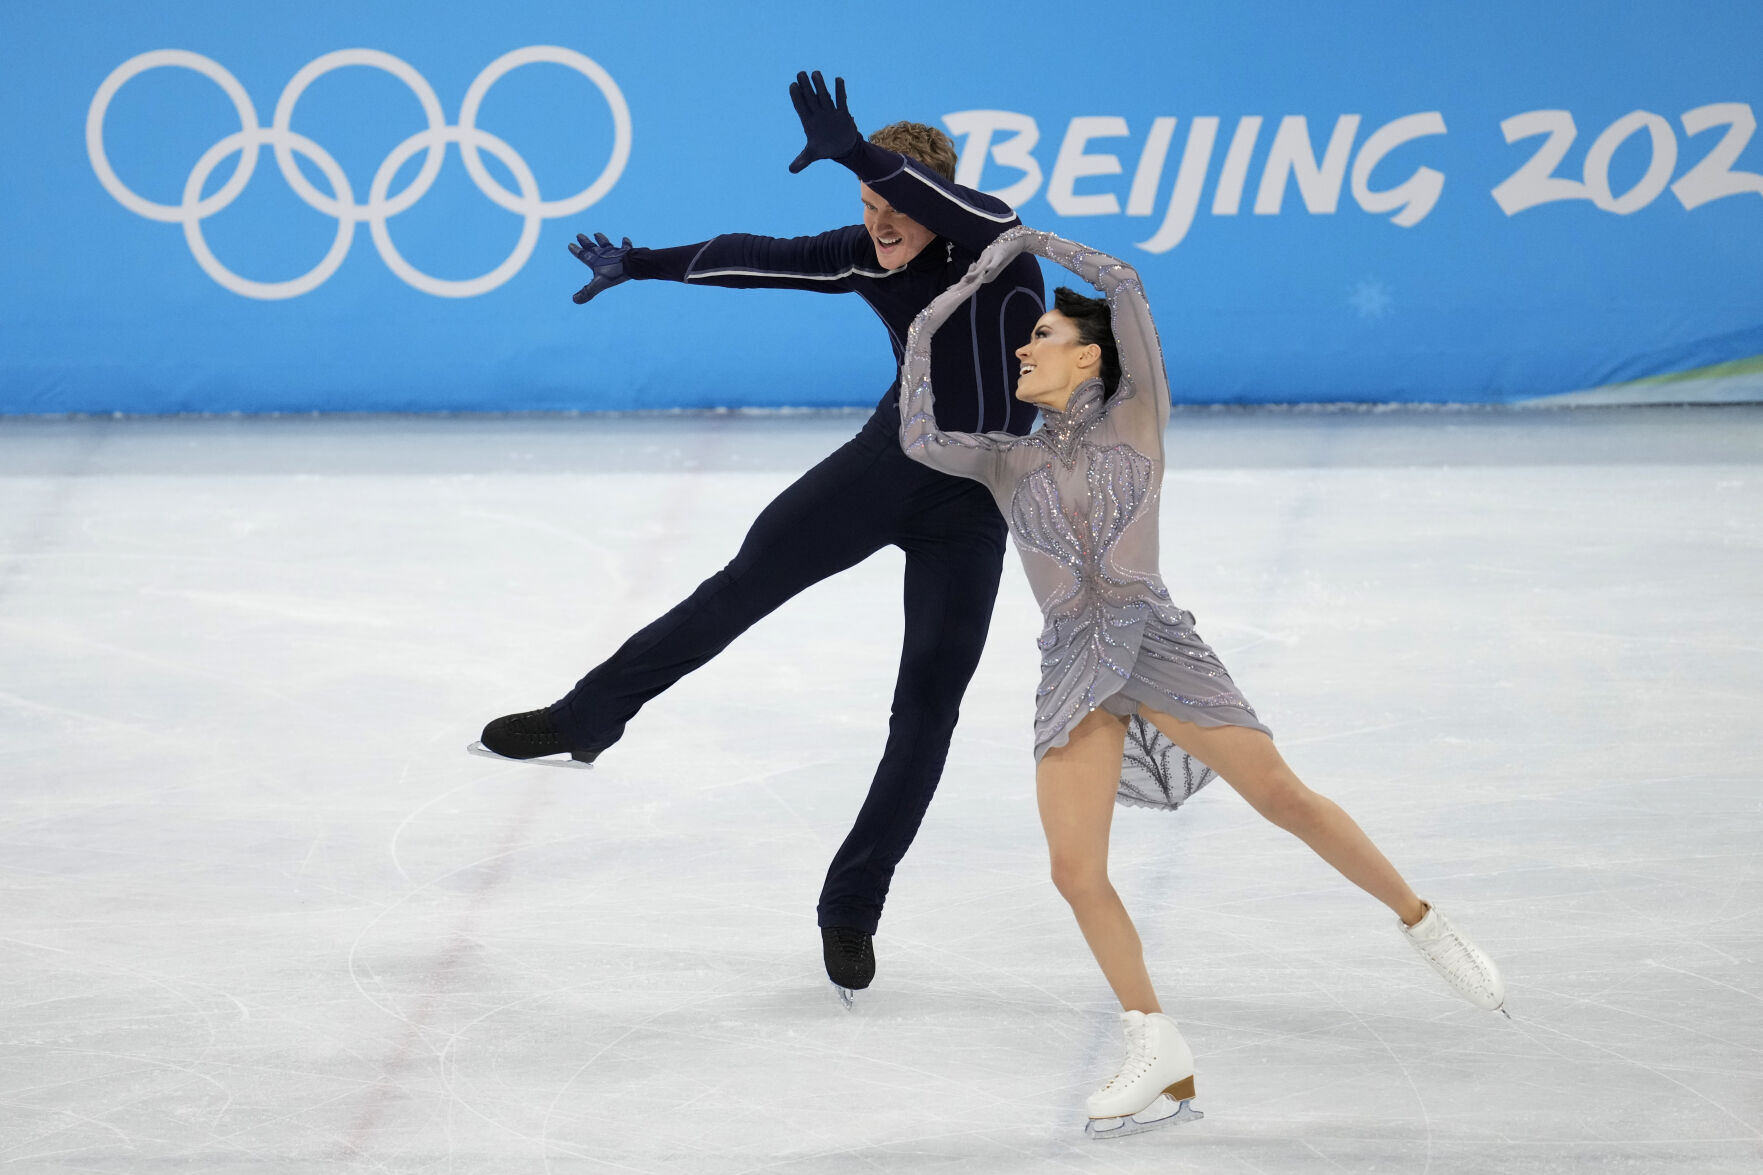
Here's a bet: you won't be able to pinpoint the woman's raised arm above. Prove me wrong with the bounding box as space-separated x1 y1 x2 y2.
1020 231 1172 441
894 235 1040 488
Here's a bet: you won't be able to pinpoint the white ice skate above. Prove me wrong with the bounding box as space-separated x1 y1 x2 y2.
1084 1010 1203 1140
1402 902 1507 1015
465 742 594 770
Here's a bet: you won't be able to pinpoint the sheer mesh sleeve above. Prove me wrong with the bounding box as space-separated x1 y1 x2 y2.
895 237 1039 489
897 228 1174 485
1019 231 1172 443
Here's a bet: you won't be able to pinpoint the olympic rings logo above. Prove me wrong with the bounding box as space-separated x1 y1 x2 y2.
86 47 631 299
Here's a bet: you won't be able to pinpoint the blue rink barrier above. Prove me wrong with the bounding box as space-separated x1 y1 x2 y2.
1 1 1760 414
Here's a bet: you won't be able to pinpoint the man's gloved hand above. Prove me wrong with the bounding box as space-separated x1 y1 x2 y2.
788 70 860 174
569 232 633 305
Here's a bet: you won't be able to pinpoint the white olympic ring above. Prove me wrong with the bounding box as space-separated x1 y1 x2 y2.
86 46 631 299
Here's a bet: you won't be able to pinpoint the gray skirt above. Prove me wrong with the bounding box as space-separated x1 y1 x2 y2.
1100 617 1272 812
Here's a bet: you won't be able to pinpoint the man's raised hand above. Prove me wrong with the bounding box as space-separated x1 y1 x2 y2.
569 232 633 305
787 71 860 174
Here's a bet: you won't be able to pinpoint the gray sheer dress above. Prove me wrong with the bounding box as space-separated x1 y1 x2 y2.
898 227 1270 811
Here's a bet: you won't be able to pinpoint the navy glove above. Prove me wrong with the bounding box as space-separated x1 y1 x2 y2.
569 232 633 305
788 70 860 174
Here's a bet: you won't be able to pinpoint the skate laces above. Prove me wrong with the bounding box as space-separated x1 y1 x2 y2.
1407 909 1497 997
1428 933 1491 989
1101 1016 1153 1092
826 926 869 959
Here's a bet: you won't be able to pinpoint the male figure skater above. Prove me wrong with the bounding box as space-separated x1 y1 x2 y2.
477 72 1045 1005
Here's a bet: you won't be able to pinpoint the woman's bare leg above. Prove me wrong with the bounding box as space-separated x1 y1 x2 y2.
1141 710 1427 925
1036 707 1163 1011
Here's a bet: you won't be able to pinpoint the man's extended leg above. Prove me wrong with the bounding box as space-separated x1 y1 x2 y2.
816 472 1007 935
543 434 898 756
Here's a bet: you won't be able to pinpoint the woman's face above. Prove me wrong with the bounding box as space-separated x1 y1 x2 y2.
1014 310 1100 412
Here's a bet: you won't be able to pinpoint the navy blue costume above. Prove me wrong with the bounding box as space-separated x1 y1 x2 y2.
548 140 1045 933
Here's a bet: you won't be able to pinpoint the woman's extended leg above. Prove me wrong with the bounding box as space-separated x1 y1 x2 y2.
1042 708 1204 1129
1139 708 1508 1012
1139 710 1427 925
1035 707 1160 1011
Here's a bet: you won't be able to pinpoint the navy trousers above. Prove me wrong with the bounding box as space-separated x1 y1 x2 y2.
548 417 1007 934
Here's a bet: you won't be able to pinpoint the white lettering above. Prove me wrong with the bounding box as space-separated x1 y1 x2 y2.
943 101 1761 242
1491 110 1587 215
1672 102 1763 209
1048 116 1130 216
1254 114 1361 215
1137 117 1219 253
1582 110 1676 214
1351 112 1447 227
1125 117 1178 216
1212 116 1263 215
943 110 1043 207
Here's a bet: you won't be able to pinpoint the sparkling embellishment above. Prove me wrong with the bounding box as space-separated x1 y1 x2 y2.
897 228 1264 810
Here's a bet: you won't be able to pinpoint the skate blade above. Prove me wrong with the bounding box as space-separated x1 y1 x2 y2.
832 982 856 1011
466 742 594 770
1085 1096 1203 1140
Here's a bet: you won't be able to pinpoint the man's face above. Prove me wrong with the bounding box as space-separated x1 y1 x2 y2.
860 183 936 270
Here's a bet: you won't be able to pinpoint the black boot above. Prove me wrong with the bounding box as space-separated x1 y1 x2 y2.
821 925 875 1000
479 709 598 764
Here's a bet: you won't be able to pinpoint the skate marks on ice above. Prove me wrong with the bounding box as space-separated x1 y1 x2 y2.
0 410 1761 1172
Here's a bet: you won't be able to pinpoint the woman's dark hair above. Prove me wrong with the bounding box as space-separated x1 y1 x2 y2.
1052 286 1121 399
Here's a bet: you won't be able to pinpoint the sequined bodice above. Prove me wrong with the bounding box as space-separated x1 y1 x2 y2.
1006 396 1174 640
897 228 1188 750
896 228 1262 811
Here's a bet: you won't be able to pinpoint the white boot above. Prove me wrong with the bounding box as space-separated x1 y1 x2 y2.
1084 1010 1202 1138
1402 902 1507 1013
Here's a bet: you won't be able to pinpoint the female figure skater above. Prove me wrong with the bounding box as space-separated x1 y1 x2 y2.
897 227 1505 1139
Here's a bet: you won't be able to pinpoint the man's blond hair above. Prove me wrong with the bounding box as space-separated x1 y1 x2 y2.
868 121 958 183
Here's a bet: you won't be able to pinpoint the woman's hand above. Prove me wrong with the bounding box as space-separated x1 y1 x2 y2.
964 226 1043 286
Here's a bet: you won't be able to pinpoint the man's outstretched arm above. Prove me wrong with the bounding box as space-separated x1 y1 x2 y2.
569 233 632 304
567 225 881 302
788 70 1020 253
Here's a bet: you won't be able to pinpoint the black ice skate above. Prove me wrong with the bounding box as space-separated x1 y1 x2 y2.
467 708 597 770
821 925 875 1010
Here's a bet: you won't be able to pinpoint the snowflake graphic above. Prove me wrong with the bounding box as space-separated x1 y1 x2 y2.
1349 279 1392 322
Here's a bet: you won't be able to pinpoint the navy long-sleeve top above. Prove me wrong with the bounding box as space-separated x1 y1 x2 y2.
623 140 1045 436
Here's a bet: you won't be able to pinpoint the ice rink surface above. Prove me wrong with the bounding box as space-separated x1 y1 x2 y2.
2 405 1760 1174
